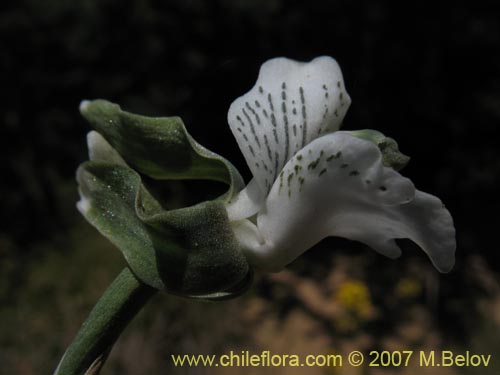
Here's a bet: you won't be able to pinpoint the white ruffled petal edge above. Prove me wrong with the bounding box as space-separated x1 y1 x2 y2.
234 132 456 272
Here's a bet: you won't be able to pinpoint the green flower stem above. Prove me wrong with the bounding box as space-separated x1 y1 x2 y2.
54 267 157 375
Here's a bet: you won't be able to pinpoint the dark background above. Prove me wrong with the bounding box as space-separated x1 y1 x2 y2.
1 1 500 374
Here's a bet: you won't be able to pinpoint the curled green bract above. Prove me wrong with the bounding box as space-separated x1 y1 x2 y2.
77 100 251 299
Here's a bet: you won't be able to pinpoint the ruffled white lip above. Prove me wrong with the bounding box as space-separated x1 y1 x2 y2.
248 132 455 272
227 56 456 273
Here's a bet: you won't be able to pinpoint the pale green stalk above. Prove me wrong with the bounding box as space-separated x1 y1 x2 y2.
54 268 156 375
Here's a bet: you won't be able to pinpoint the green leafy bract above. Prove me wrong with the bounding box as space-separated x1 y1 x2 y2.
80 99 244 200
76 100 250 299
348 129 410 171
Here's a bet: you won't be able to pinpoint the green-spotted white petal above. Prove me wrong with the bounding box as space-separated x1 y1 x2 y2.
234 132 455 273
228 56 350 197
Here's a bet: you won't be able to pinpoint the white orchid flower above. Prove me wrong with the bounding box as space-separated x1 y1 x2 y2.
226 56 456 273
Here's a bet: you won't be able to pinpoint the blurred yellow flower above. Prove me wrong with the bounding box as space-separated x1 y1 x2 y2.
335 280 373 319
